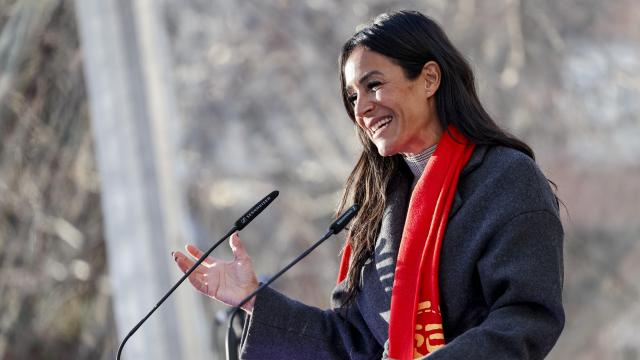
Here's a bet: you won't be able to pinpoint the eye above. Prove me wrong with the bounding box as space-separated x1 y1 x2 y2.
347 93 357 105
367 81 383 91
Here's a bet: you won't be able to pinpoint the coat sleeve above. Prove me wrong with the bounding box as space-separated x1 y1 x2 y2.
240 286 382 360
427 209 565 360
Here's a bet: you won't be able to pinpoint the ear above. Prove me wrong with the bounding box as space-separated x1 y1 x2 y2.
421 61 441 98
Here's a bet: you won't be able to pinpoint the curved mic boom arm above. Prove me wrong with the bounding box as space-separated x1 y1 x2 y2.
116 190 279 360
225 204 360 360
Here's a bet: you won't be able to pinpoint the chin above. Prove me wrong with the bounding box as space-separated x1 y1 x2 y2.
374 143 398 157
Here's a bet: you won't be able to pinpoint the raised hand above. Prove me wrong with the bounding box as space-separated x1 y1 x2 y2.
172 232 259 312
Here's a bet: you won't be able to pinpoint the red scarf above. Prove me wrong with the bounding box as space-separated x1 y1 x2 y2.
337 126 475 359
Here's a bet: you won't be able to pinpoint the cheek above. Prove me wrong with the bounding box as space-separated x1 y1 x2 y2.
354 117 366 131
375 89 387 103
375 88 401 111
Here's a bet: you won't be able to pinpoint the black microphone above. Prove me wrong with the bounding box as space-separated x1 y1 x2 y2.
225 204 360 360
116 190 279 360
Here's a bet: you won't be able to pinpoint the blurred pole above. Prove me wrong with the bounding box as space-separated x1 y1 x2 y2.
74 0 214 359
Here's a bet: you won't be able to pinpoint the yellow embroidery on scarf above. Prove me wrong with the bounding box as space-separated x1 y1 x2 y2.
413 301 445 358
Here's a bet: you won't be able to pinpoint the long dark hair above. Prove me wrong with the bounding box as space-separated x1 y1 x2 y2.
337 10 536 302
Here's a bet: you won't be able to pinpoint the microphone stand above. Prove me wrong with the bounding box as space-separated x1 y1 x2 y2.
116 190 279 360
225 204 360 360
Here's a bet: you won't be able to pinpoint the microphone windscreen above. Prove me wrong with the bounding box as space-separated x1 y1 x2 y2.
329 204 360 234
234 190 279 231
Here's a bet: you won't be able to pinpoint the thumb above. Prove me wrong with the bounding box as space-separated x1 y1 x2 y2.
230 232 250 260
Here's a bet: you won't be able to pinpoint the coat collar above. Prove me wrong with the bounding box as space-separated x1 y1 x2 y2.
449 145 488 219
393 145 488 221
460 145 488 178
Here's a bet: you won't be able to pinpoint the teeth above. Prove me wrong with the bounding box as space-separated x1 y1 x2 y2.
371 117 392 134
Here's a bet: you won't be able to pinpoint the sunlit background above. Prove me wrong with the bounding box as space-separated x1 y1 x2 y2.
1 0 639 359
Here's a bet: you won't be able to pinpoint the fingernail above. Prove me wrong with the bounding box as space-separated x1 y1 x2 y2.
171 251 176 259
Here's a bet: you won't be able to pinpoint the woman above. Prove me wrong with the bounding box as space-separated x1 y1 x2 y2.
173 10 564 360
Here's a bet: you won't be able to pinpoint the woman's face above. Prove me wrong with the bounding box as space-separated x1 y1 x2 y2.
343 46 442 157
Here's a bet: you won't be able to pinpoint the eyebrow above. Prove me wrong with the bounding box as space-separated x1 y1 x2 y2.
346 70 383 92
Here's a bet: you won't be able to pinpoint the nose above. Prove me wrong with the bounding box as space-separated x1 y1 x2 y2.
353 93 374 118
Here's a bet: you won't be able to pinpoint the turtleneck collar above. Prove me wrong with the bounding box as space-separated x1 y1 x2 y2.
401 144 437 187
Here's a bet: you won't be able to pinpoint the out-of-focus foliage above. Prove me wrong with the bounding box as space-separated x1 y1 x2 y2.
0 1 115 359
0 0 638 359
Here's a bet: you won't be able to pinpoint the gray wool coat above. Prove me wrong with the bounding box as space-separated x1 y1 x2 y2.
239 145 565 360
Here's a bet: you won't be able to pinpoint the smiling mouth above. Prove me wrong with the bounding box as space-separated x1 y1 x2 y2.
370 116 392 136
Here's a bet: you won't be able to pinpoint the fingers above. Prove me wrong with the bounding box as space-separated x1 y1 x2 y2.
173 251 195 275
172 251 210 295
185 244 215 266
182 234 249 265
230 232 250 261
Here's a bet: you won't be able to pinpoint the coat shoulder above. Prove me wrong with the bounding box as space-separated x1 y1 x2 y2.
462 145 559 216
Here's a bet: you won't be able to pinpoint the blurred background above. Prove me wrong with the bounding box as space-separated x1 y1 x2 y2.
1 0 638 359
